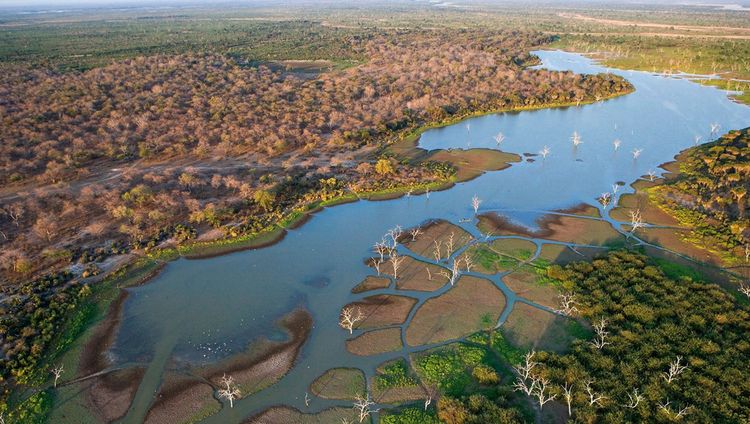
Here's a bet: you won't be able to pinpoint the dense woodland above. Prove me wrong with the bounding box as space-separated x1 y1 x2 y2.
652 128 750 258
539 251 750 423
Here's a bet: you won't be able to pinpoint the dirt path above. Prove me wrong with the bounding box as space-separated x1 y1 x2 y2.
558 12 750 35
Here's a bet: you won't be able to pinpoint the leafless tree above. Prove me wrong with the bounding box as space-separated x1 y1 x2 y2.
340 306 364 334
466 122 471 133
341 419 353 424
562 381 574 416
472 195 482 214
693 135 702 145
433 239 443 262
534 377 557 408
629 209 645 234
662 356 688 384
425 188 430 199
612 183 620 194
739 283 750 298
373 258 383 276
410 227 423 241
613 139 621 151
445 232 455 258
305 392 311 407
745 244 749 262
556 293 579 316
584 379 606 407
51 364 64 388
390 253 405 279
624 388 644 409
462 253 474 272
512 351 539 396
353 393 376 423
647 170 657 181
710 122 720 135
424 396 432 411
386 225 403 250
217 374 241 408
425 266 433 281
659 399 690 420
590 318 611 349
540 145 551 159
374 241 389 262
632 148 643 159
599 192 612 209
494 131 505 145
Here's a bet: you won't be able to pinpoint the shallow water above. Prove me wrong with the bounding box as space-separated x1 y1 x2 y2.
100 50 750 423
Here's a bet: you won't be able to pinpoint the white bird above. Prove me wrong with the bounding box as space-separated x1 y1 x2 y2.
632 148 643 159
613 139 621 151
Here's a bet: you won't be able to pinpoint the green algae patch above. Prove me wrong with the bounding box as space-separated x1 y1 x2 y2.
405 275 505 346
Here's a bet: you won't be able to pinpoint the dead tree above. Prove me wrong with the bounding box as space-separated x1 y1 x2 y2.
374 241 389 262
571 131 582 147
51 364 64 388
433 240 443 262
624 388 644 409
218 374 241 408
662 356 688 384
613 139 622 151
534 377 557 409
647 170 657 181
555 293 579 316
599 192 612 209
410 227 423 241
445 232 455 258
744 244 749 262
425 267 432 281
462 253 474 272
424 396 432 411
340 307 364 334
390 253 405 280
305 392 311 407
494 131 505 145
472 195 482 214
694 135 702 145
740 283 750 298
353 394 376 423
562 381 574 416
584 380 606 407
632 148 643 160
540 145 551 159
512 351 539 396
629 209 645 234
590 318 611 349
659 399 690 420
373 258 383 276
386 225 403 249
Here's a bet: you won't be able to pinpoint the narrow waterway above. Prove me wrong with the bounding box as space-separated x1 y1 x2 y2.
91 50 750 423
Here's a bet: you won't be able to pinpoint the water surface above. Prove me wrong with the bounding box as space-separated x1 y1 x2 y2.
105 50 750 423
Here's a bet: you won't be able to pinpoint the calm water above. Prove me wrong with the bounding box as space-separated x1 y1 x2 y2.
101 51 750 423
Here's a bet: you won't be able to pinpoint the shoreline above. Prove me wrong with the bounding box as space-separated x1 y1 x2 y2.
30 65 635 421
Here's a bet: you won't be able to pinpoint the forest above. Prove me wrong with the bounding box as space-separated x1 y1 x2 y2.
651 128 750 261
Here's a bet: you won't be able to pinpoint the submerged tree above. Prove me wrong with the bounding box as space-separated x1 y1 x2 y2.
471 195 482 214
353 393 376 423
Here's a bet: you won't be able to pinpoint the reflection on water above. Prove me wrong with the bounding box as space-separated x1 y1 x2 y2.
108 50 750 423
